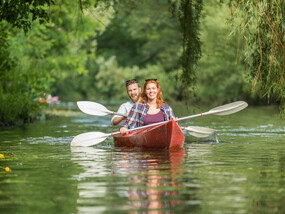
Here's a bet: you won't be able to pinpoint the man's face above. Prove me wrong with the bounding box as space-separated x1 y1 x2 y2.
127 83 141 103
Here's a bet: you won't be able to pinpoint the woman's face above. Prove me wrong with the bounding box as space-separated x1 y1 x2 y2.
145 83 158 101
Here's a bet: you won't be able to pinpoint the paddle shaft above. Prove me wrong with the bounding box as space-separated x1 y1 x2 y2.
110 101 248 135
106 111 207 137
117 108 219 134
110 120 169 136
112 111 210 136
176 111 210 122
115 106 235 135
110 113 215 138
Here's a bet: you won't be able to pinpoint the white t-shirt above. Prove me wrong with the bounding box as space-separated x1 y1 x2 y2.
111 101 135 125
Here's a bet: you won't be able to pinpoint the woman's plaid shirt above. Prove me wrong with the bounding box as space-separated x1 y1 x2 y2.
122 102 175 129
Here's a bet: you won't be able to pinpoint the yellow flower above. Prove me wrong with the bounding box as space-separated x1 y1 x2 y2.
0 154 4 158
5 167 10 172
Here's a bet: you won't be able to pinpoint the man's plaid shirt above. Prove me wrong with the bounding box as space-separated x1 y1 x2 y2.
122 102 175 129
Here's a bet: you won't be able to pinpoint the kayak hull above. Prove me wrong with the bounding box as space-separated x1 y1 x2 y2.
113 120 185 150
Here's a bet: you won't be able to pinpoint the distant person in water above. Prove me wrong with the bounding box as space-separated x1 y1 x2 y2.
120 79 175 135
111 79 141 125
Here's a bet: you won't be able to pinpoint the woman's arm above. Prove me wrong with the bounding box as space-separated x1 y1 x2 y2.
164 104 175 119
169 105 175 118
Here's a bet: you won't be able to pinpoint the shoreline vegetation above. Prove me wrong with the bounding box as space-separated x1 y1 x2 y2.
0 101 280 127
0 1 283 126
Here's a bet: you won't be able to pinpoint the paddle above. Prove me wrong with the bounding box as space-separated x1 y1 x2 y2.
71 100 247 147
176 101 248 122
77 100 248 119
77 101 126 117
71 125 216 147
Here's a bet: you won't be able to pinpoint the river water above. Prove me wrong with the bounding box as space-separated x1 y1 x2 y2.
0 103 284 213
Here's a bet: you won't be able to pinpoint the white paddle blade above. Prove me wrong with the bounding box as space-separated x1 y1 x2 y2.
184 126 215 138
209 101 248 116
77 101 112 116
71 132 109 147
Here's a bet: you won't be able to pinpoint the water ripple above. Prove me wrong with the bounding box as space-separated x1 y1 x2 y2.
22 136 73 145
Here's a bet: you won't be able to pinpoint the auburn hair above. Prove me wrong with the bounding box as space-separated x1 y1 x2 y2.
140 80 165 108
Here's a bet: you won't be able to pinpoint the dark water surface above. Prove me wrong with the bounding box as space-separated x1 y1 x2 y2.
0 104 284 213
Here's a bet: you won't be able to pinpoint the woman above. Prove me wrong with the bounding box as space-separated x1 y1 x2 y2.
120 79 175 135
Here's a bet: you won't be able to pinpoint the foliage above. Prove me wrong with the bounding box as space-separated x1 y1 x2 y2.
50 2 115 101
0 0 56 125
227 0 285 115
0 92 45 126
1 0 284 125
96 0 181 71
0 0 55 32
93 56 180 102
169 0 203 99
55 0 183 102
0 22 48 125
195 1 248 105
0 0 100 125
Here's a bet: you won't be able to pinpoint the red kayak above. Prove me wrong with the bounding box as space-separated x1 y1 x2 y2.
113 120 185 150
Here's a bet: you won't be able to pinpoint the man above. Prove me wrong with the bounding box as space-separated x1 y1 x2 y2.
111 79 141 125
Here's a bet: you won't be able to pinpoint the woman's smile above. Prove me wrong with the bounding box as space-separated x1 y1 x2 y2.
146 83 158 100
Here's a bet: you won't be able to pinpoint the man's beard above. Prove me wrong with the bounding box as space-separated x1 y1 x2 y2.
130 93 141 103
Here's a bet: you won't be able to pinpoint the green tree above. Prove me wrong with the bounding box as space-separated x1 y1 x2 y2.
96 0 181 71
56 0 184 102
0 0 101 124
195 1 248 105
227 0 284 115
0 0 57 125
169 0 203 99
1 0 284 125
0 0 55 32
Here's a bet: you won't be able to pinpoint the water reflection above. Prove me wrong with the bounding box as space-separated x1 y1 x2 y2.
71 146 186 213
71 146 111 213
113 148 185 213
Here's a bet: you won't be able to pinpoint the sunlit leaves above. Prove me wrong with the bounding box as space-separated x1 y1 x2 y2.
228 0 285 116
0 0 55 32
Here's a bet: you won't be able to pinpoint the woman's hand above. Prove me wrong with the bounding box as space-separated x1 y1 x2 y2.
120 127 128 135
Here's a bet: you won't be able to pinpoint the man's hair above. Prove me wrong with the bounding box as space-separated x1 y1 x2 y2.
126 79 139 87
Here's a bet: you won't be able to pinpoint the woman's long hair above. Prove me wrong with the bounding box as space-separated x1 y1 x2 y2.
140 80 165 108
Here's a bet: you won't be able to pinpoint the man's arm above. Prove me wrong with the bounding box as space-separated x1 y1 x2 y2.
112 113 127 126
111 103 128 126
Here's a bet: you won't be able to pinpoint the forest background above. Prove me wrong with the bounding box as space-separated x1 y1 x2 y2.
0 0 284 125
